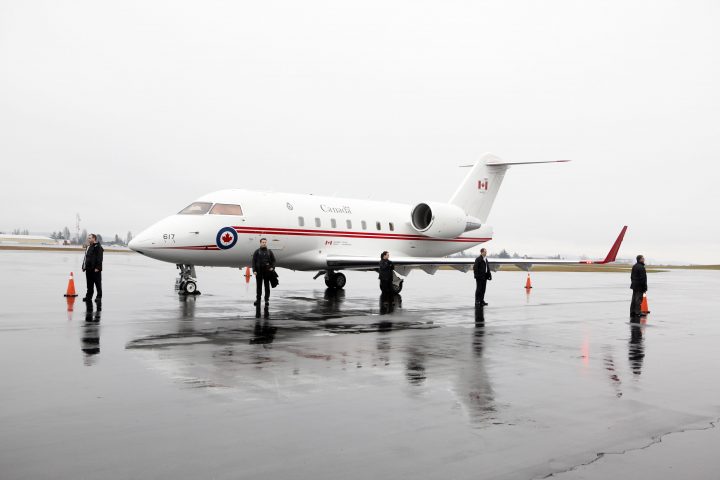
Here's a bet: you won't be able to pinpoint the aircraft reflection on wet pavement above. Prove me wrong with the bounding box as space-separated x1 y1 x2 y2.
120 290 658 431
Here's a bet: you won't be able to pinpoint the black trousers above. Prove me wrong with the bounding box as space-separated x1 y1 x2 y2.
630 289 644 315
256 273 271 302
380 280 393 302
85 270 102 300
475 278 487 304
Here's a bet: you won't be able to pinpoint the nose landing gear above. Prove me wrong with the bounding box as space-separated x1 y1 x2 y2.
176 264 201 295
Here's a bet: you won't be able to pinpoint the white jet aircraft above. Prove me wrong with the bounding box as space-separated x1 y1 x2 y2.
129 153 627 294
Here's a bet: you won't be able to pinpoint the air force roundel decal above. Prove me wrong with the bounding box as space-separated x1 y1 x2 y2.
216 227 238 250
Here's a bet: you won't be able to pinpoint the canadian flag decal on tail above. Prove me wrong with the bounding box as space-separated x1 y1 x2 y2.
477 178 488 190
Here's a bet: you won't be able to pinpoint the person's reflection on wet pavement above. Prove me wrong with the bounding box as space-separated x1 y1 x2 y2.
380 294 402 315
405 346 426 386
459 310 496 422
474 305 485 328
250 318 277 345
629 321 646 376
81 303 101 365
473 307 486 356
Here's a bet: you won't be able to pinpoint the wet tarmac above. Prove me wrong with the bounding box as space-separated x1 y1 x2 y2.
1 251 719 479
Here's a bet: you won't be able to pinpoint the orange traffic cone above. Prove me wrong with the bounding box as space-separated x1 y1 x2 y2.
524 273 532 289
64 272 79 297
66 296 76 312
641 294 650 314
244 267 251 284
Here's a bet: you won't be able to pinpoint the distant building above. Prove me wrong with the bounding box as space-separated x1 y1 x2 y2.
0 234 59 245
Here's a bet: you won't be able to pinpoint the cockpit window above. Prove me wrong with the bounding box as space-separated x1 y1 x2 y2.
178 202 213 215
209 203 243 216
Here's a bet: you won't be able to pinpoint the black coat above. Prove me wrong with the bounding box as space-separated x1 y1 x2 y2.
252 247 276 274
378 259 395 282
473 256 492 281
83 243 103 271
630 262 647 292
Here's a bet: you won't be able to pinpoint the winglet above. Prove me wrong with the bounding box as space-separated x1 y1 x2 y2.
582 226 627 264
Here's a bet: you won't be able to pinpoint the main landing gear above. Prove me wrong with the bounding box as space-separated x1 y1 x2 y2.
314 270 347 289
313 270 404 293
176 264 200 295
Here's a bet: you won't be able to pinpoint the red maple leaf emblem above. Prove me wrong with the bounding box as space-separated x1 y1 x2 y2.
221 232 233 243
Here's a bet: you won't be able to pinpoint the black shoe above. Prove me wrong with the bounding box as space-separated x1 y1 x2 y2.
253 300 258 306
82 297 88 302
482 302 488 306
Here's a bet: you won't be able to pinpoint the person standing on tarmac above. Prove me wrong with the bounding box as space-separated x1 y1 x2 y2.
630 254 648 318
252 238 276 307
82 234 103 303
473 248 492 306
379 251 395 302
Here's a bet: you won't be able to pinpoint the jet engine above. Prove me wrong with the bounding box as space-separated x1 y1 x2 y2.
410 202 471 239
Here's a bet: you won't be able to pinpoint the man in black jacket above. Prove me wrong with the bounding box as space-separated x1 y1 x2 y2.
252 238 276 307
378 251 395 302
82 234 103 303
473 248 492 306
630 254 648 318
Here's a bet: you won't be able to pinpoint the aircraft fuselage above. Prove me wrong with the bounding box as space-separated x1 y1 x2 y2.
129 189 492 270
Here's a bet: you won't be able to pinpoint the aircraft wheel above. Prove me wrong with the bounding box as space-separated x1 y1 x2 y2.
184 281 197 294
392 279 403 294
325 273 346 289
334 273 346 289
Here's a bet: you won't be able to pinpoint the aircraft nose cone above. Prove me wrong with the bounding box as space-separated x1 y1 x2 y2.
129 231 152 253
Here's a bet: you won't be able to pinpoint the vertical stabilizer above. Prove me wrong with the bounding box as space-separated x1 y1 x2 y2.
449 154 569 223
449 153 508 224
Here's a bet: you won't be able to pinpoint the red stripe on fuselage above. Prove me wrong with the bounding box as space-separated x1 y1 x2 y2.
153 245 220 250
231 225 489 243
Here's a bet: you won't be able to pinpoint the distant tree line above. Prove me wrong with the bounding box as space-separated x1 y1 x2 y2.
490 249 564 260
8 227 133 247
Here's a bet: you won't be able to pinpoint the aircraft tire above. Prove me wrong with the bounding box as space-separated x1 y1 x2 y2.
334 273 346 289
184 281 197 294
325 273 346 289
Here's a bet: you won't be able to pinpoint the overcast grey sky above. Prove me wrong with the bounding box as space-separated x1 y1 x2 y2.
1 1 718 263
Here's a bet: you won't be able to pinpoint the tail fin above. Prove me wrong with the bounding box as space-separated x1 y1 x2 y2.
449 153 569 223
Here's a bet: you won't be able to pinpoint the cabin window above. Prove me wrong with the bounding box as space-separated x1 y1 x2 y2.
376 221 382 231
315 218 321 228
298 216 305 227
389 222 395 231
209 203 243 216
178 202 212 215
346 220 352 229
331 219 337 228
361 220 367 230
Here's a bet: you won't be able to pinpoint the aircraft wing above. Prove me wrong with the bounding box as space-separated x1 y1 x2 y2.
326 226 627 274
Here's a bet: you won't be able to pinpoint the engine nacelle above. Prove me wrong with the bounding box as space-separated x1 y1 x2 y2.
410 202 468 239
